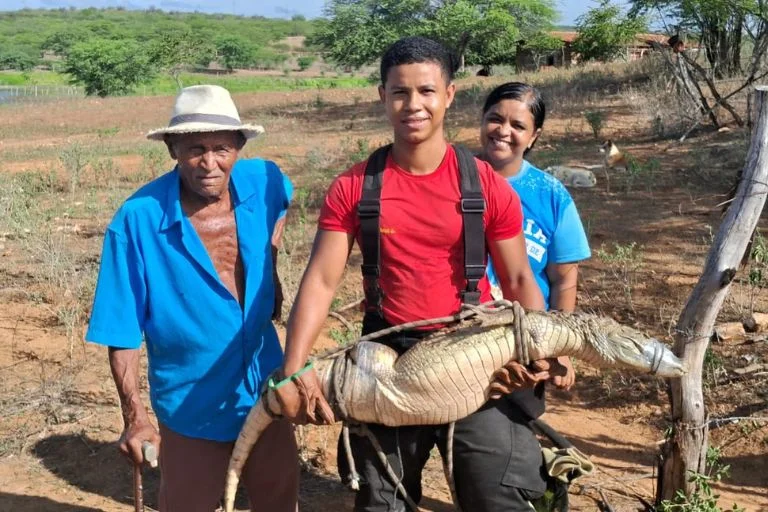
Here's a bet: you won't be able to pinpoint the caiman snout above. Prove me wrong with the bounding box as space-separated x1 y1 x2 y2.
640 338 686 377
595 323 686 378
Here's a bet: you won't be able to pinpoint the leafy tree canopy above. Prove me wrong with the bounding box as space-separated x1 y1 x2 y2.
310 0 558 72
0 47 37 71
64 38 155 96
0 8 316 71
573 0 648 62
149 30 217 88
215 35 258 71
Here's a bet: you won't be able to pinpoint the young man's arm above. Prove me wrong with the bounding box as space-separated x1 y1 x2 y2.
108 347 160 464
274 229 354 425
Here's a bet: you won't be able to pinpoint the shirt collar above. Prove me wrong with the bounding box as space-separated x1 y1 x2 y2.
508 159 532 184
160 166 184 231
229 160 260 207
159 160 258 231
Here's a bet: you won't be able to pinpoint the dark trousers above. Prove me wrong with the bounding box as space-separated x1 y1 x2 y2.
337 314 547 512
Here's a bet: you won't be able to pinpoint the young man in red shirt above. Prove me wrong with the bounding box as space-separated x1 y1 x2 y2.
275 37 565 511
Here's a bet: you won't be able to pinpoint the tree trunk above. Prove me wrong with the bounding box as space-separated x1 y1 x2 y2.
731 13 743 76
657 86 768 503
676 55 720 128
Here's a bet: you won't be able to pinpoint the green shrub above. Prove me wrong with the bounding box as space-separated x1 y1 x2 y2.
297 56 316 71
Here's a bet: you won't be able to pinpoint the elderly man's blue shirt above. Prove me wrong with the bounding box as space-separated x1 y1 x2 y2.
86 159 292 442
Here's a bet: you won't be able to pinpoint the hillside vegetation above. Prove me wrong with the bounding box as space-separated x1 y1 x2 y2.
0 8 317 72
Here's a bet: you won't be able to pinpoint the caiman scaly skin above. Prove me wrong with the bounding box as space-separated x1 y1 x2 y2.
313 310 684 426
223 309 685 512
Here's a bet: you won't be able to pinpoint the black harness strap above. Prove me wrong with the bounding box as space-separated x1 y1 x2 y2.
455 145 486 305
358 144 392 314
357 144 486 314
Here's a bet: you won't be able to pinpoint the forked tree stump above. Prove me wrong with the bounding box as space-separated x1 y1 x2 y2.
657 86 768 502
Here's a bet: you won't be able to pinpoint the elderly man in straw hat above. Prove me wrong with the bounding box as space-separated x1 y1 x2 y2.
86 85 298 511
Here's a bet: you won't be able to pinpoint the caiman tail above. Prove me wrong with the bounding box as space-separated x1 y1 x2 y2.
223 397 277 512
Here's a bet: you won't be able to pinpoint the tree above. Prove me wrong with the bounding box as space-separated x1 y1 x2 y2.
309 0 429 71
654 86 768 505
64 39 155 97
297 55 316 71
150 31 217 89
0 48 37 71
310 0 558 72
214 35 257 71
630 0 768 78
573 0 647 62
518 31 563 70
428 0 521 71
42 30 89 57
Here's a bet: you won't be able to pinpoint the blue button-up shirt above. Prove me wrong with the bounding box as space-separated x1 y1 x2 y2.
86 158 293 441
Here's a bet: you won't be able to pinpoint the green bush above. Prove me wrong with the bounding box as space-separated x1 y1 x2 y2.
0 49 38 71
584 110 604 139
64 38 155 96
297 55 316 71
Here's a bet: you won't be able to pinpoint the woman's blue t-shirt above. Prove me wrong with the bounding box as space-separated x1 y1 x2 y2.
487 160 591 309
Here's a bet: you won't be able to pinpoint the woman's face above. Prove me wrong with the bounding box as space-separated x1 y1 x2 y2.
480 98 541 169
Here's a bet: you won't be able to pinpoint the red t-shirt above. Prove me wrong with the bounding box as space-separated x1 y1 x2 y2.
319 144 523 325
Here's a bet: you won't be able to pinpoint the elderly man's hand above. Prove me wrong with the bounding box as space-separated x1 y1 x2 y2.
119 420 161 466
274 369 335 426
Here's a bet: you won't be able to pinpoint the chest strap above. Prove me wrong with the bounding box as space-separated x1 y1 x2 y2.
455 144 486 306
357 144 486 315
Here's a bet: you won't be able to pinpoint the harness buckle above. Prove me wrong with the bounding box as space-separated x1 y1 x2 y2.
465 264 486 280
358 199 381 217
461 198 485 213
462 290 481 305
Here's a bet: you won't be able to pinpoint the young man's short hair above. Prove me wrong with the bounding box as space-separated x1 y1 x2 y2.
380 36 455 85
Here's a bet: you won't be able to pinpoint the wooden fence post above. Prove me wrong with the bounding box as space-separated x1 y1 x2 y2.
657 86 768 502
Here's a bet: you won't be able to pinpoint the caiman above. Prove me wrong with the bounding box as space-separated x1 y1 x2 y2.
223 305 686 512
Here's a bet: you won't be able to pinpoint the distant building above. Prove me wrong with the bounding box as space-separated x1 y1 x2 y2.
516 31 669 71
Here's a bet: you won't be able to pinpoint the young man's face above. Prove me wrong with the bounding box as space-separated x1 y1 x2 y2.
379 62 456 146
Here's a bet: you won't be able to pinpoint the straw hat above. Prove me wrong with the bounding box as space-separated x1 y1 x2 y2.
146 85 264 141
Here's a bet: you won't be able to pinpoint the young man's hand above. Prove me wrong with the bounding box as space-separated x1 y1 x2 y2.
274 369 335 426
488 360 550 399
538 356 575 390
488 356 575 398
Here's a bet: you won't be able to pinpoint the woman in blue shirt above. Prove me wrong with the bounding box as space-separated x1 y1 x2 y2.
482 81 591 314
479 80 592 510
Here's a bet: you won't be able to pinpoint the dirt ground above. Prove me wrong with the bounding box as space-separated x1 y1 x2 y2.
1 71 767 512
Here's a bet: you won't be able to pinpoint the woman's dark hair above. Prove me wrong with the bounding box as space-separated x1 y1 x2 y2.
482 82 546 131
380 36 455 85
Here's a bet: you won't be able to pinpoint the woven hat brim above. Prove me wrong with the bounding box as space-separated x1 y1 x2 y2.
146 122 265 141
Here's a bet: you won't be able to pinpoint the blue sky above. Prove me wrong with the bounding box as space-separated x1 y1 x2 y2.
0 0 617 24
